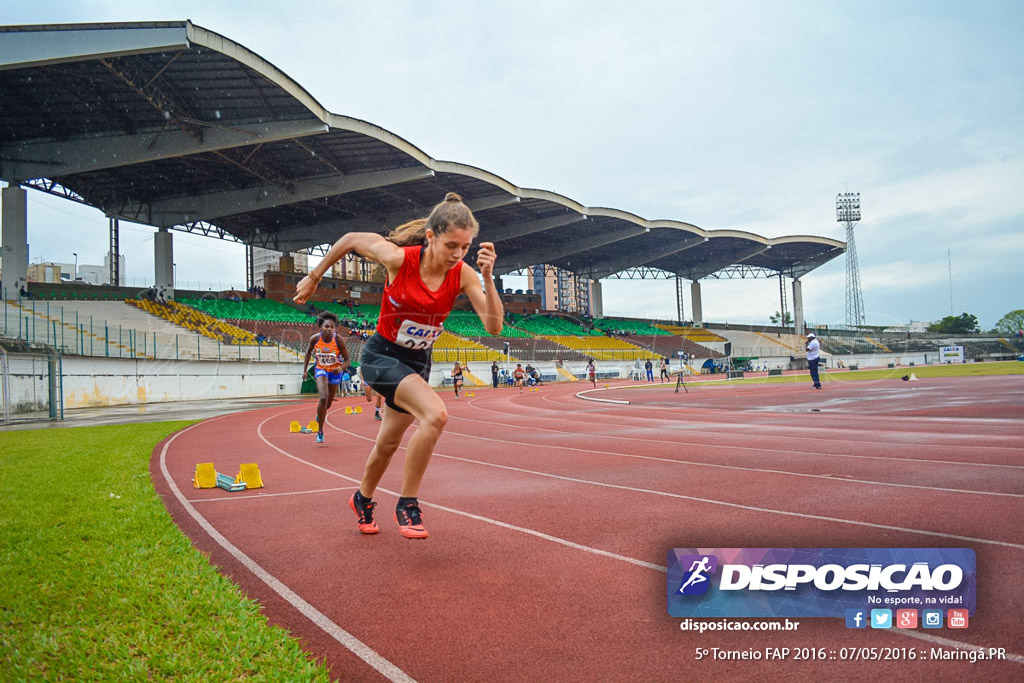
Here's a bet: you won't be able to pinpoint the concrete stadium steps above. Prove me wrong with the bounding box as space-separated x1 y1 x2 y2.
3 300 138 357
130 299 261 346
431 332 504 362
653 324 729 343
608 334 722 359
225 318 316 357
2 300 295 361
539 335 649 361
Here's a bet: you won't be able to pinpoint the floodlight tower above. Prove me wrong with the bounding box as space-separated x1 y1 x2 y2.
836 192 865 327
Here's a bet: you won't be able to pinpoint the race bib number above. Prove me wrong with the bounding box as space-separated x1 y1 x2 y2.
395 319 443 350
316 351 339 367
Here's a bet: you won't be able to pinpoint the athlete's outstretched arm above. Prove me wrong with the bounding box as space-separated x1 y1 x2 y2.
461 242 503 335
294 233 403 304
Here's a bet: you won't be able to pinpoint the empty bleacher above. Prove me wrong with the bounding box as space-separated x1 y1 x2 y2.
2 299 301 361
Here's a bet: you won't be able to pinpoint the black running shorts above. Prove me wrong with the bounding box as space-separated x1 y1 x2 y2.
358 333 431 414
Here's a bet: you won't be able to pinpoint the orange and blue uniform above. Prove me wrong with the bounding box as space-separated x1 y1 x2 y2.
313 333 345 384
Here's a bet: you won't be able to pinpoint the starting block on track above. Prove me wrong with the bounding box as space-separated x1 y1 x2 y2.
354 406 362 414
216 473 246 492
193 462 217 489
307 420 319 432
345 406 353 415
194 462 254 492
466 392 475 397
235 463 264 489
289 421 301 433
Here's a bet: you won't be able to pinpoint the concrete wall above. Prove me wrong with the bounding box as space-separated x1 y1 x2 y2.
61 356 301 408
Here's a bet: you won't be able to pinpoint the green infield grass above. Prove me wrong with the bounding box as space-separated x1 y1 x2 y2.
0 422 332 681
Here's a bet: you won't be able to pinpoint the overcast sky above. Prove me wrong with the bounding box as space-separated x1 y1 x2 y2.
4 1 1023 329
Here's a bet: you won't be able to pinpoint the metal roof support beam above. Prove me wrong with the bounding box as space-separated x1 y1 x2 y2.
494 225 642 276
581 235 706 280
138 166 435 226
0 118 329 182
680 243 770 280
272 194 520 252
484 212 585 244
786 246 846 279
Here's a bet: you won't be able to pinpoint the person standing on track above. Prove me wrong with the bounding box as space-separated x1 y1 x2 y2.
452 361 465 399
294 192 503 539
587 358 597 387
302 311 351 443
357 364 384 421
806 332 822 389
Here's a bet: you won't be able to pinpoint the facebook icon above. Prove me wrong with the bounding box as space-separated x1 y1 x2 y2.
846 609 867 629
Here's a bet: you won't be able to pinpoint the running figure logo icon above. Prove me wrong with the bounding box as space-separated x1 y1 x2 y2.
677 555 718 595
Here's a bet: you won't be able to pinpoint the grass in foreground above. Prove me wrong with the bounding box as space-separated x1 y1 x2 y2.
0 422 332 682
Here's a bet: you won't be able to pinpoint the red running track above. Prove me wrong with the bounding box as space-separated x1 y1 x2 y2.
152 375 1024 681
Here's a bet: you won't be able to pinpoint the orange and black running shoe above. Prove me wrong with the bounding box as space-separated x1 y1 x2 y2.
349 491 379 534
394 498 429 539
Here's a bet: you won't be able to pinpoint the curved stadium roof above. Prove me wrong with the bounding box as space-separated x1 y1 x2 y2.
0 21 845 281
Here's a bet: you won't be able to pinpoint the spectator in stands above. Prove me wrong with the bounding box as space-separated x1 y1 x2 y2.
293 192 503 540
302 311 352 443
491 360 500 388
451 361 464 399
19 286 32 299
255 332 267 345
587 358 597 387
806 332 822 389
644 358 654 382
529 366 542 386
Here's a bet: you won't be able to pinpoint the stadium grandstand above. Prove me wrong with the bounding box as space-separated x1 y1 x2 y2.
3 20 1019 420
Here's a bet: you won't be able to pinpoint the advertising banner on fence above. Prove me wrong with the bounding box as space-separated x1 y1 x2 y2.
939 346 965 363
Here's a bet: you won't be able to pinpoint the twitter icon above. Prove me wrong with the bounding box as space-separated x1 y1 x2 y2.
870 609 892 629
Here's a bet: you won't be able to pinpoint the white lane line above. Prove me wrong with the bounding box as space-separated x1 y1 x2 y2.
257 416 662 572
441 417 1024 498
159 416 416 683
311 413 1024 663
525 389 1024 451
455 405 1024 469
189 486 358 503
320 417 1024 550
575 387 630 404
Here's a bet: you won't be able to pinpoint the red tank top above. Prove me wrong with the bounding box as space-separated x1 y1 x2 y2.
377 246 463 350
313 334 343 371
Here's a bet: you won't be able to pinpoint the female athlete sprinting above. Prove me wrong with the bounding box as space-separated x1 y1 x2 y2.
294 193 503 538
301 311 351 443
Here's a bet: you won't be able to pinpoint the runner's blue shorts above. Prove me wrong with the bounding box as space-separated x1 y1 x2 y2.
314 368 343 385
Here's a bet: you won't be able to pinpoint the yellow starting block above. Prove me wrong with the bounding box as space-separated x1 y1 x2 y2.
465 392 475 397
354 406 362 414
235 463 264 489
193 462 217 489
289 421 301 433
345 406 353 415
306 420 319 432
